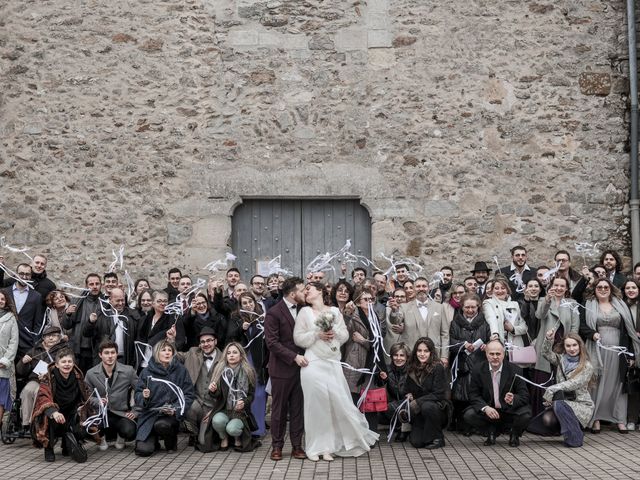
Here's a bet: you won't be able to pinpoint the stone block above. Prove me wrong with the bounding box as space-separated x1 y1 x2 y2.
308 34 335 50
424 200 458 217
282 34 309 50
228 30 259 47
368 48 395 68
258 32 282 47
579 72 611 96
188 216 231 247
166 223 193 245
366 13 390 30
335 28 367 52
368 30 392 48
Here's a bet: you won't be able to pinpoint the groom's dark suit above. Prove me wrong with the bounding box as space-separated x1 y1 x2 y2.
264 298 305 453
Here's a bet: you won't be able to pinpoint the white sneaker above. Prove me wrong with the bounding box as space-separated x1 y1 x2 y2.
627 422 636 431
115 435 126 450
98 437 109 451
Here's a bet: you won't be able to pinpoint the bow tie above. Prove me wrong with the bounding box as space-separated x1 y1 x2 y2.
204 355 213 361
417 302 428 308
289 305 297 310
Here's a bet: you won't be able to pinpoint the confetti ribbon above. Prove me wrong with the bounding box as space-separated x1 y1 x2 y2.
596 339 635 357
0 263 34 290
511 373 555 391
149 376 186 415
58 281 90 298
542 261 562 282
203 252 237 274
378 253 423 281
266 255 293 277
386 398 411 443
108 244 125 273
134 341 153 369
98 297 129 334
221 367 247 407
81 387 109 434
0 236 33 260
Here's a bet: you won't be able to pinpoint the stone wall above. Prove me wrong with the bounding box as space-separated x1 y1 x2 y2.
0 0 633 285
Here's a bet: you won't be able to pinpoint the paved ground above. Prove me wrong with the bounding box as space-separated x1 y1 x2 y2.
0 428 638 480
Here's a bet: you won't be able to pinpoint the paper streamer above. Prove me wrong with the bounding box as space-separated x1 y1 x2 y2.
149 376 186 415
0 236 33 261
82 387 109 434
108 244 125 273
221 367 247 407
134 341 153 369
596 339 635 357
387 398 411 443
203 252 237 274
542 261 562 282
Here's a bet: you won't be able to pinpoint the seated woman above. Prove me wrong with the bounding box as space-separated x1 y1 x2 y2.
208 342 261 452
31 347 97 463
403 337 448 449
134 340 195 456
225 294 268 438
379 342 411 441
17 325 68 434
528 332 594 447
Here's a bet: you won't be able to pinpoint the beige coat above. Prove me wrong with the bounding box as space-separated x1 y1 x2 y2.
534 298 580 373
387 299 449 359
482 297 528 347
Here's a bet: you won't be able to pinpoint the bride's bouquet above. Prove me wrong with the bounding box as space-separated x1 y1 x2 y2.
315 310 337 351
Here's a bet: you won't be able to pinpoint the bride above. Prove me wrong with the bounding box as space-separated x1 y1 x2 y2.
293 282 379 461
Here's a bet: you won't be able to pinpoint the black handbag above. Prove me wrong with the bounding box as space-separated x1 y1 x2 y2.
552 390 576 402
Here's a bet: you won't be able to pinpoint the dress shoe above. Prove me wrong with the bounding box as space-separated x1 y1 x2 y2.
44 448 55 462
270 447 283 461
292 447 307 459
484 432 496 446
425 438 445 450
322 453 334 461
307 454 320 462
508 434 520 447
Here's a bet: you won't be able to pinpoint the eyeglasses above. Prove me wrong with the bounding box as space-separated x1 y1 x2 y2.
252 282 265 286
596 285 610 291
199 338 215 344
155 299 168 304
193 302 208 307
17 272 32 278
360 297 375 303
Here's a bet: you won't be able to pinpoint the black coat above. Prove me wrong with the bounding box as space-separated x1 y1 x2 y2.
82 306 140 368
181 308 227 349
498 266 537 301
138 311 186 350
449 312 491 402
226 312 269 384
1 286 44 356
467 360 530 415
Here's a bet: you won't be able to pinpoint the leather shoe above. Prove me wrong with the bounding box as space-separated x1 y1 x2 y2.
508 434 520 447
292 446 306 459
425 438 445 450
270 447 283 461
484 432 497 446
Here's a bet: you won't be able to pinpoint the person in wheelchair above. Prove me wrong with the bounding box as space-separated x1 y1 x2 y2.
0 290 19 433
16 325 68 434
31 347 100 462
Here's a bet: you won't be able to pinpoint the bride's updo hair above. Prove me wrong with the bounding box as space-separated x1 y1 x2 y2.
308 281 331 306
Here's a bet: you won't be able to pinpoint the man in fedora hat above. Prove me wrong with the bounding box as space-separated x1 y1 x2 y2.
471 261 491 297
168 326 222 449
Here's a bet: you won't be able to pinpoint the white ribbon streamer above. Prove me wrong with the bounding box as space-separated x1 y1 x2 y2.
513 373 555 390
386 397 411 443
0 263 34 290
149 376 186 415
0 236 33 260
596 339 635 358
134 341 153 369
108 244 125 273
221 367 247 406
82 387 109 434
203 252 237 274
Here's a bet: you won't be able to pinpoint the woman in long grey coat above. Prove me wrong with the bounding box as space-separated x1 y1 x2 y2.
532 277 580 415
528 332 594 447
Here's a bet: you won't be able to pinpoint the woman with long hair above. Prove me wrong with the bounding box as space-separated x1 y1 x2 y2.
528 332 594 447
622 279 640 430
482 278 528 347
530 277 580 416
0 290 18 433
208 342 260 451
226 293 268 437
403 337 447 449
293 282 378 461
578 277 640 433
379 342 411 441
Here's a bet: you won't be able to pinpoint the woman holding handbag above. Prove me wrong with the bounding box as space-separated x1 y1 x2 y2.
531 277 580 416
403 337 447 449
528 331 594 447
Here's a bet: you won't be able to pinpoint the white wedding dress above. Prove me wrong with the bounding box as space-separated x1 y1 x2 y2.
293 306 379 457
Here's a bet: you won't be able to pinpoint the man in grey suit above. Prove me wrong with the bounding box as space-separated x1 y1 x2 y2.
387 277 450 365
85 340 138 451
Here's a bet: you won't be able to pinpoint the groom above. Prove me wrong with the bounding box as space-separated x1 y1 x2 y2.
264 277 307 461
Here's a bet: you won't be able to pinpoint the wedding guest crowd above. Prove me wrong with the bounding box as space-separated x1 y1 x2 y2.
0 242 639 463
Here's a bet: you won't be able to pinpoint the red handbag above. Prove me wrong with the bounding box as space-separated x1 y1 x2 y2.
359 387 388 413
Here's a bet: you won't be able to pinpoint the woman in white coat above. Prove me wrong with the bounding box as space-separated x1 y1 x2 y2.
482 277 528 348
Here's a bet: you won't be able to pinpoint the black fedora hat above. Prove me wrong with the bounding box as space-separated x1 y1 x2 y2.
470 261 491 273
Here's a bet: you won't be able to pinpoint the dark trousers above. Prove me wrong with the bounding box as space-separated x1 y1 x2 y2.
463 407 531 437
102 412 137 441
135 417 179 456
269 376 304 449
410 400 445 448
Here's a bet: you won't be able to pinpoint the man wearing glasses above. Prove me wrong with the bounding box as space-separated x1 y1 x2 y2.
2 263 43 357
169 327 222 450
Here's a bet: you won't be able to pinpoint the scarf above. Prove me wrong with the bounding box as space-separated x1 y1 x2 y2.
562 354 580 376
52 367 81 410
226 365 249 411
0 308 7 317
449 297 460 310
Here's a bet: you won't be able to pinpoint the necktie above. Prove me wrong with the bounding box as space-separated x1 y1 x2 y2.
492 370 501 409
